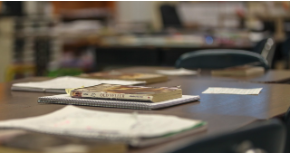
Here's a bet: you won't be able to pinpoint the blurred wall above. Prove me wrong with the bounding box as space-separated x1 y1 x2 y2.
116 1 154 23
116 1 178 31
51 1 115 14
0 18 13 82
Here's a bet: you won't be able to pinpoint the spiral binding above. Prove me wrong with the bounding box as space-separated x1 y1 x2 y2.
38 95 200 110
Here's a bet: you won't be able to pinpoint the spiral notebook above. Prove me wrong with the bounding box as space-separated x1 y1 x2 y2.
38 94 200 110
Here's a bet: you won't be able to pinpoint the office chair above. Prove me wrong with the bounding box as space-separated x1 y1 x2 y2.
253 38 276 68
159 4 183 29
175 49 269 70
281 37 290 69
283 107 290 153
253 38 269 54
169 119 286 153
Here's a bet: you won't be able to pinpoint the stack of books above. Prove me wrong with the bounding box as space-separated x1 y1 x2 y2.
80 71 168 84
38 83 200 110
9 82 203 148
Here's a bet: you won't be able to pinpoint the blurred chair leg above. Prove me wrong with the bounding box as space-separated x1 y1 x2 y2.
288 54 290 69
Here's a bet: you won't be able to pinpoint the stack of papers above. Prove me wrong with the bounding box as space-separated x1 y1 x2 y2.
156 69 198 76
11 76 145 93
0 106 206 146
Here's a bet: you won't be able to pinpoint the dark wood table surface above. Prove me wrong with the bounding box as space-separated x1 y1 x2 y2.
110 66 290 119
114 66 290 84
0 77 260 153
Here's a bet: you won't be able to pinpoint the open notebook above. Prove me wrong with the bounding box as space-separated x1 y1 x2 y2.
11 76 145 93
0 106 206 147
38 94 200 110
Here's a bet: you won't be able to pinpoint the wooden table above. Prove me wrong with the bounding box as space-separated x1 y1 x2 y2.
115 66 290 83
0 77 260 153
103 66 290 119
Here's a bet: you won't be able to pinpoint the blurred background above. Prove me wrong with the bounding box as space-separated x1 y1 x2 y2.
1 1 290 82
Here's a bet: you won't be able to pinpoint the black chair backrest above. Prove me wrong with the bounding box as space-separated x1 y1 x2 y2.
175 49 269 70
159 4 183 29
169 119 286 153
284 107 290 153
253 39 269 54
281 37 290 69
282 37 290 57
256 38 275 68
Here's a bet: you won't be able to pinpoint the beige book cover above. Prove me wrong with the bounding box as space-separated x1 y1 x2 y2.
70 84 182 102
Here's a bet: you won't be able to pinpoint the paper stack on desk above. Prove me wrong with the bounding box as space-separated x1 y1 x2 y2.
156 68 198 76
38 94 200 110
39 83 200 110
11 76 145 93
0 106 206 147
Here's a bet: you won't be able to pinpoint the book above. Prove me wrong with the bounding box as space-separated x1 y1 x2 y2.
211 66 265 77
0 106 206 147
0 129 127 153
70 84 182 102
11 76 145 93
80 71 168 84
38 94 200 110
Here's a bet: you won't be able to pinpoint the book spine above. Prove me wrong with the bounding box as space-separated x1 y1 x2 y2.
71 91 153 101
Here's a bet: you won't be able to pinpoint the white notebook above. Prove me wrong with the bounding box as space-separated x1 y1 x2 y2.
11 76 145 93
38 94 200 110
0 106 206 146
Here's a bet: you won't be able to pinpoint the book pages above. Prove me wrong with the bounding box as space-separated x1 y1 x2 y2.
0 106 204 140
202 87 262 95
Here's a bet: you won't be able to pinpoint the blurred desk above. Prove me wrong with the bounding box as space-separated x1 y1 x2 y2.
93 45 253 71
103 66 290 119
68 34 253 70
0 79 257 153
213 70 290 83
115 66 290 84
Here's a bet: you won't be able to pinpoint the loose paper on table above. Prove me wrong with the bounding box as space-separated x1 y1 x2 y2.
156 69 198 76
11 76 145 93
202 87 262 95
0 106 204 141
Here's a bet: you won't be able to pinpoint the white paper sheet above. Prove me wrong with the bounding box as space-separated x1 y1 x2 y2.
202 87 262 95
0 106 203 139
156 69 198 76
12 76 145 90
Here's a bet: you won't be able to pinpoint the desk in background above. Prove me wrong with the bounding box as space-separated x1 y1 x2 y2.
115 66 290 84
93 45 253 71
